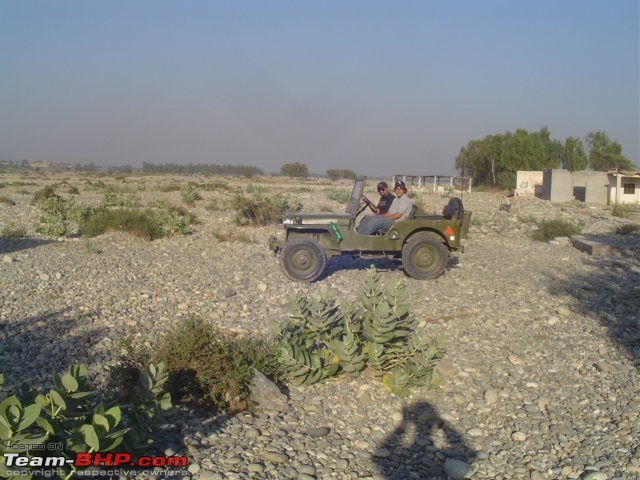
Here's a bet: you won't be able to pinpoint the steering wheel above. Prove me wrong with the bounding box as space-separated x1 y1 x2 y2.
359 194 377 215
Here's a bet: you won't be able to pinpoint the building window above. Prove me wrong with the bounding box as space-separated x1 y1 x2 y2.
623 183 636 194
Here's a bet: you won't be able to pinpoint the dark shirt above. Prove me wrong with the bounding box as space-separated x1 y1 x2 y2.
377 193 395 214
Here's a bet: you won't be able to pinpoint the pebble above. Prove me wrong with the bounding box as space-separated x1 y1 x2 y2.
2 177 639 480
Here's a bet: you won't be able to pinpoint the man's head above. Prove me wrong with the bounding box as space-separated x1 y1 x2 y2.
394 180 407 195
376 182 388 196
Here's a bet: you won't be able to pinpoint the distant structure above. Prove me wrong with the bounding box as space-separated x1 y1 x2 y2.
391 175 472 193
515 171 544 197
517 169 640 205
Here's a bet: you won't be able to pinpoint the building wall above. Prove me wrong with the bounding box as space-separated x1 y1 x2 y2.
541 169 608 204
515 171 543 196
608 175 640 205
571 171 608 204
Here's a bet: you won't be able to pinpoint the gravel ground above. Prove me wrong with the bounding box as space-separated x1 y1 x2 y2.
1 172 639 480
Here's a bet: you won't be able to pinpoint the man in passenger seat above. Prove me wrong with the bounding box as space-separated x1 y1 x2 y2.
356 181 413 235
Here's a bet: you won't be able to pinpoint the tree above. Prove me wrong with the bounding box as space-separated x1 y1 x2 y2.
327 168 357 181
563 137 588 171
281 162 309 178
586 131 635 171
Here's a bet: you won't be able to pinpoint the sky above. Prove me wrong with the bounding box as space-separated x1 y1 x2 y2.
1 0 638 176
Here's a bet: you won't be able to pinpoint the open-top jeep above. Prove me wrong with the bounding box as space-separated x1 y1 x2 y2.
269 177 471 282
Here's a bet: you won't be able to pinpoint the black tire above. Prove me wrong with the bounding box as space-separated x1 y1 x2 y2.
401 233 448 280
281 239 327 282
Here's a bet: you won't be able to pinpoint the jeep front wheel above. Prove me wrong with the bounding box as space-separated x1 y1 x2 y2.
402 234 447 280
281 239 327 282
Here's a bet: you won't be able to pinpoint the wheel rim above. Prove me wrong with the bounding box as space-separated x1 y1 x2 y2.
412 243 437 271
288 247 317 275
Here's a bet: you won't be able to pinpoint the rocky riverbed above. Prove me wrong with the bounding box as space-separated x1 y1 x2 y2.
1 172 639 479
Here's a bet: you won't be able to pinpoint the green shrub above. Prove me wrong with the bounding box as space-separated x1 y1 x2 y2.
0 363 173 479
67 186 80 195
150 316 283 412
152 206 192 235
101 186 141 208
616 223 640 235
0 224 26 238
279 268 447 396
612 203 635 219
200 180 229 191
30 185 57 205
180 186 202 205
325 188 351 204
233 192 303 226
80 208 164 240
35 196 93 237
531 218 581 241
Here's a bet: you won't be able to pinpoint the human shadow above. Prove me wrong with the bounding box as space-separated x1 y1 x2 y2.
547 249 640 370
374 400 476 479
0 236 56 255
0 307 108 392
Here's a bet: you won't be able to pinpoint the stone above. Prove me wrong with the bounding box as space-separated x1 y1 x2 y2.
262 451 288 464
306 427 331 438
248 368 288 413
484 389 498 405
443 458 472 479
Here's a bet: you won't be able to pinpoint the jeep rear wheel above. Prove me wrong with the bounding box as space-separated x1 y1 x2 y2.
281 239 327 282
402 234 447 280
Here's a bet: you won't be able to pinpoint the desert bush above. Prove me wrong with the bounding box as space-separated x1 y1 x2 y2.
101 186 141 208
612 203 635 219
152 206 193 235
233 192 303 226
80 208 164 240
279 268 447 397
615 223 640 235
531 218 581 241
67 186 80 195
80 201 194 239
200 180 229 191
325 188 350 204
35 196 93 237
30 185 57 205
148 316 283 412
180 186 202 205
0 195 15 205
0 224 26 238
0 363 173 479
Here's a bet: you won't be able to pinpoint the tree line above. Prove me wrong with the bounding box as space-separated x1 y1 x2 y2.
141 162 264 176
455 128 635 188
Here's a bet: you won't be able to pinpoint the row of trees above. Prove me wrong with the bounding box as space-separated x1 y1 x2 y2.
142 162 264 176
455 128 635 188
280 163 357 180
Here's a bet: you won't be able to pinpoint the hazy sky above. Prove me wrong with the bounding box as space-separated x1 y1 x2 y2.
1 0 638 176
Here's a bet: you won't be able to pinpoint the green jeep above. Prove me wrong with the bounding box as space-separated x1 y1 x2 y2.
269 177 471 282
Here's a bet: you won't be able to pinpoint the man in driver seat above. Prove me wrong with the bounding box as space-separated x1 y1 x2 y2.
356 181 413 235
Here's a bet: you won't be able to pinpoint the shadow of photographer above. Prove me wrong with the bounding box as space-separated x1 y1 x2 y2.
373 400 476 479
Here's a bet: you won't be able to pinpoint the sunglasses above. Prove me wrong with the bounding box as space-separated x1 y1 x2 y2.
377 187 386 192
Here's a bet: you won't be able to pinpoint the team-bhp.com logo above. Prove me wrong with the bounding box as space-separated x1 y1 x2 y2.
3 452 188 477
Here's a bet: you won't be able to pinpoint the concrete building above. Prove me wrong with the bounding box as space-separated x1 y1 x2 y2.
538 169 640 205
515 171 544 197
608 171 640 205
